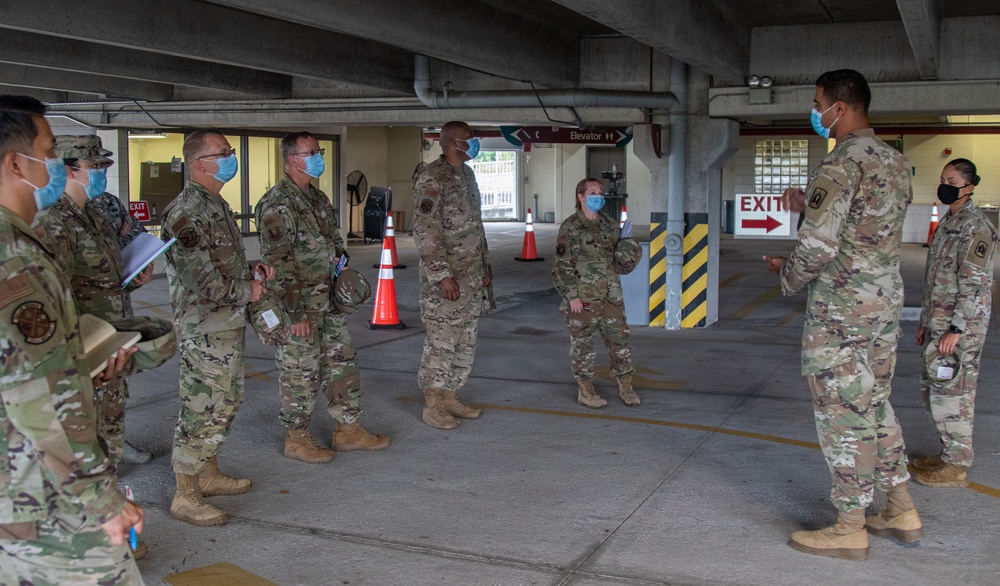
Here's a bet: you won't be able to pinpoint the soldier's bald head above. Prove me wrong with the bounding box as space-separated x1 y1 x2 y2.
440 121 472 147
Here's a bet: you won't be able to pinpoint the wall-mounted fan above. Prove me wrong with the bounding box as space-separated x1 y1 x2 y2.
346 170 368 238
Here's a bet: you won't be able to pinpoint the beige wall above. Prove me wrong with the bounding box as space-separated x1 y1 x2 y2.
884 133 1000 205
625 141 652 227
343 126 389 235
387 127 422 231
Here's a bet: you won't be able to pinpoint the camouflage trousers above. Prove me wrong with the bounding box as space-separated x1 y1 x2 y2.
172 328 246 476
0 513 144 585
560 300 633 381
275 311 361 428
920 330 984 468
95 373 128 470
418 302 480 393
806 327 909 512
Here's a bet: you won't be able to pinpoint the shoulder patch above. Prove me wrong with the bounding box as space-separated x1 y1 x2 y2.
262 212 279 227
33 225 47 241
12 301 56 344
808 187 827 210
417 198 435 215
0 274 34 309
178 227 201 248
556 243 567 257
966 226 996 269
803 174 843 221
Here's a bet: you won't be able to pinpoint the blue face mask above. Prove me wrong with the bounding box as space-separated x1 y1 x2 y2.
585 194 605 213
299 153 325 178
458 137 480 160
810 103 840 139
73 167 108 200
211 153 239 183
18 153 67 211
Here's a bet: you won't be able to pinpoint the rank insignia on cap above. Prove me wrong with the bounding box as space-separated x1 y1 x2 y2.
418 198 435 214
178 227 200 248
808 188 827 210
976 241 988 258
12 301 56 344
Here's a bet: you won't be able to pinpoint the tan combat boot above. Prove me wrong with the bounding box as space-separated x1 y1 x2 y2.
866 483 923 542
912 462 969 488
334 422 390 451
910 453 945 471
284 429 335 463
618 373 640 406
789 510 869 561
198 455 253 496
576 378 607 408
423 388 460 430
170 473 228 527
440 390 482 419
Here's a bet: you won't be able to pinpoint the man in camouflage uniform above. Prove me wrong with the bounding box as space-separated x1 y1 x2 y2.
0 99 144 584
256 131 388 463
765 70 921 560
413 121 493 430
35 135 154 471
911 158 997 488
552 178 639 408
162 129 273 527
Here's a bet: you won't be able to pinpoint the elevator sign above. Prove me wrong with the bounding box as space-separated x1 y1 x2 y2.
735 194 790 236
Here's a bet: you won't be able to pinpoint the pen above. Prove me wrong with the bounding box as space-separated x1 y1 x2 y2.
124 485 137 551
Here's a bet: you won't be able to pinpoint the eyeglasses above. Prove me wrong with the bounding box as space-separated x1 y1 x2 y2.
198 148 236 160
293 148 326 158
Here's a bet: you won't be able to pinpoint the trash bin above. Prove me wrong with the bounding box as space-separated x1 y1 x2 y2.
723 200 735 234
544 212 555 224
364 187 392 243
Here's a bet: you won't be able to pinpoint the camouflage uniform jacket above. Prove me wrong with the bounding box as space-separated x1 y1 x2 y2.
34 195 132 321
0 207 124 540
255 175 344 322
921 199 997 335
779 129 912 375
162 180 251 339
413 156 491 297
90 191 146 248
552 209 623 305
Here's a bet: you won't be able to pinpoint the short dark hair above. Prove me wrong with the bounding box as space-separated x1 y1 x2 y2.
815 69 871 114
947 158 981 187
0 95 47 115
280 131 315 165
0 110 40 173
183 129 226 163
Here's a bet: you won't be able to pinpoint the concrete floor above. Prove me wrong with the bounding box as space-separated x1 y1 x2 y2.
122 223 1000 586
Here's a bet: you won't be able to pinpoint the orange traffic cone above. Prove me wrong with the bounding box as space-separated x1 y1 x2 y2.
514 208 544 262
620 205 628 229
372 211 406 269
925 203 939 247
368 238 406 330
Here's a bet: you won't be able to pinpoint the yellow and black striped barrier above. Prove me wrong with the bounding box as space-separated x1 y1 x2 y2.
648 212 667 326
681 213 708 328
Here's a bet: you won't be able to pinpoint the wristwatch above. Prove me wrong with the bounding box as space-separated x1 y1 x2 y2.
949 325 963 335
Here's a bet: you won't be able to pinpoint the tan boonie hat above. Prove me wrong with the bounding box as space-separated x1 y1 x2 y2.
926 347 961 384
55 134 114 166
332 268 371 314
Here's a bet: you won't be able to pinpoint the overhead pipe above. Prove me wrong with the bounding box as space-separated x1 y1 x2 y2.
413 55 676 111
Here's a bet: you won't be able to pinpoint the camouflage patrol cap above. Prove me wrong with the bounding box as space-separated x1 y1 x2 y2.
108 316 176 373
612 238 642 275
54 134 114 166
332 268 371 314
926 347 961 384
249 288 290 346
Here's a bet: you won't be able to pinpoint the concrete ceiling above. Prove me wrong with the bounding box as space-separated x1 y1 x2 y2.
0 0 997 127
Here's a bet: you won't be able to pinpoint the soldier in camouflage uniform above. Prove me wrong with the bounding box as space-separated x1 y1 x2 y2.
911 159 997 488
256 131 388 463
553 178 639 408
0 101 144 585
35 135 154 472
161 129 273 527
764 70 921 560
413 121 493 430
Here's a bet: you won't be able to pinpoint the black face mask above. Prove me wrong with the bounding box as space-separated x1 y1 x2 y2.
937 183 970 205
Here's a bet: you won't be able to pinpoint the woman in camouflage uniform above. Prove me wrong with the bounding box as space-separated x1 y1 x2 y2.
552 178 639 408
912 158 997 488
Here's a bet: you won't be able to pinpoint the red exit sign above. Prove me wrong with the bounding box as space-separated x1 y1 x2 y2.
129 201 150 222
